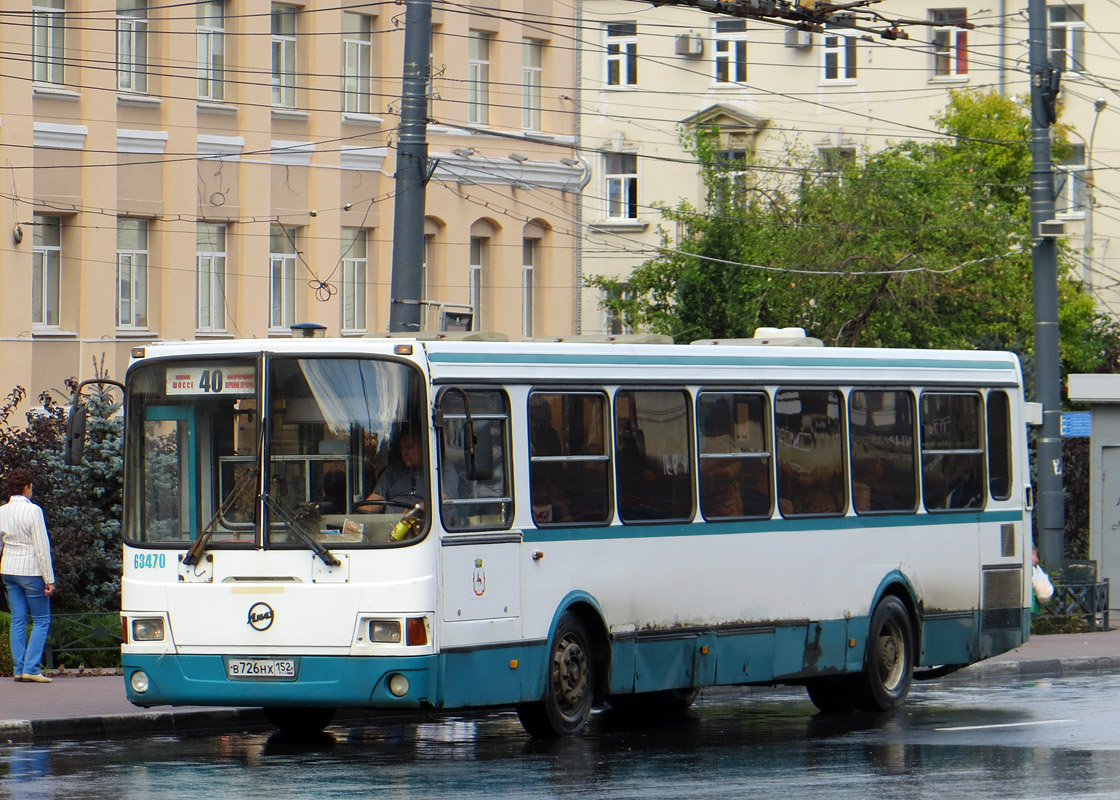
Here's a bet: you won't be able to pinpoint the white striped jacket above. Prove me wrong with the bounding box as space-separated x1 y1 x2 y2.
0 495 55 585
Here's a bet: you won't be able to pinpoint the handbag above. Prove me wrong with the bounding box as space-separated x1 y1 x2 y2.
1032 564 1054 603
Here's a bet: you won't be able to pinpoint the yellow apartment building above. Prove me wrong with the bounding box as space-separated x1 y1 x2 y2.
0 0 583 402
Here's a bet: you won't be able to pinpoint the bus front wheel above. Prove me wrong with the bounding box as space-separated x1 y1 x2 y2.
854 596 914 712
517 613 595 737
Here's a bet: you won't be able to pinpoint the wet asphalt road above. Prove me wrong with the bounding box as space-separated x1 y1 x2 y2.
3 673 1119 800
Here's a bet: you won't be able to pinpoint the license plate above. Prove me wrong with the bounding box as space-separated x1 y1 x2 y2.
226 658 297 680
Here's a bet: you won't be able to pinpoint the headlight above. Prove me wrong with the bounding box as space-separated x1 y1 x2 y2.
131 618 165 642
388 673 410 697
130 670 150 694
369 620 402 643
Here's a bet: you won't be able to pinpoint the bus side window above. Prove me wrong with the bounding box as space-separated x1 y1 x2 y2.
920 392 984 511
614 389 694 523
775 389 846 517
438 389 513 531
849 389 918 514
697 391 772 520
987 390 1013 501
528 392 611 525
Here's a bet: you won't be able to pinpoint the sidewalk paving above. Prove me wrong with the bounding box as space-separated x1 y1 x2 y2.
3 627 1119 743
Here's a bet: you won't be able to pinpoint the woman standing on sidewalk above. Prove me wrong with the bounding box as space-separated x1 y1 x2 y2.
0 468 55 683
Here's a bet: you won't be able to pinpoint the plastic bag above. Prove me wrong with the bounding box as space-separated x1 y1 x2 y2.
1033 564 1054 603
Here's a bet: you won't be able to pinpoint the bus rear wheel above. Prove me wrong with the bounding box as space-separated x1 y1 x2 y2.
517 613 596 737
853 596 914 712
263 706 336 735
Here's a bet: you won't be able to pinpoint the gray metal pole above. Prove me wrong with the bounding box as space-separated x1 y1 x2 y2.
387 0 432 333
1027 0 1066 567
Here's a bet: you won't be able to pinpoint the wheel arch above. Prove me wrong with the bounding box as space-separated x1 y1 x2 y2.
869 570 922 657
547 591 611 706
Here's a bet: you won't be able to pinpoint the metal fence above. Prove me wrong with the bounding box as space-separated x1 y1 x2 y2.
1039 579 1111 632
43 611 122 669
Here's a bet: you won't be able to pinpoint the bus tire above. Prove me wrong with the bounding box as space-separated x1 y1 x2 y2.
263 706 336 735
854 595 914 712
517 613 595 737
805 676 858 713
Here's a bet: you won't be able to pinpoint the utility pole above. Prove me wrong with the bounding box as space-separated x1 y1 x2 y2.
1027 0 1066 568
387 0 433 333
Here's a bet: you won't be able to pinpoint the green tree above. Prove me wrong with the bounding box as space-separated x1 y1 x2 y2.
590 89 1119 379
0 374 123 611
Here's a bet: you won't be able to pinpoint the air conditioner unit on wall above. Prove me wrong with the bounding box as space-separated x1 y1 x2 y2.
784 28 813 49
675 32 703 57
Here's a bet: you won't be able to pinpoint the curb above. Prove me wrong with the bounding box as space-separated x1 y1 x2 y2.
937 655 1120 684
1 708 268 744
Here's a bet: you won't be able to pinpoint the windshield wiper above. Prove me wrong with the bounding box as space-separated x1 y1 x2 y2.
184 464 258 567
262 494 342 568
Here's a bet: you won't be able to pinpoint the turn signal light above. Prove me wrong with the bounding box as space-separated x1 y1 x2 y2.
406 616 427 646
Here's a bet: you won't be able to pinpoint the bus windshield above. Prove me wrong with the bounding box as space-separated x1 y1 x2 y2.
125 356 429 548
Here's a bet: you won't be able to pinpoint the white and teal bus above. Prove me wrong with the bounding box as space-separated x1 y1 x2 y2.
117 331 1033 735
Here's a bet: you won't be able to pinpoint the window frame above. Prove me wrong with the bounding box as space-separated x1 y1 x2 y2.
822 23 857 83
521 39 543 132
930 8 968 78
713 19 747 85
697 390 773 521
116 218 149 329
613 387 695 524
848 388 919 515
340 227 368 333
1055 143 1086 218
605 22 638 87
1049 4 1085 75
269 225 298 332
774 387 848 518
32 215 62 328
469 236 485 330
528 391 613 527
604 151 639 220
919 391 986 512
32 0 66 86
271 3 297 108
196 0 225 101
522 237 536 338
342 12 373 114
116 0 148 93
437 387 514 532
196 222 228 332
468 30 491 126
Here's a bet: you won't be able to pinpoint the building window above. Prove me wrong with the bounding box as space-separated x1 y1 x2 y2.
421 233 433 331
822 23 857 82
116 0 148 92
32 216 61 327
270 225 297 331
710 149 748 208
606 283 633 335
1056 143 1086 217
196 0 224 100
1050 4 1085 74
32 0 66 85
342 12 372 114
468 31 491 125
196 222 227 331
930 9 967 77
117 218 148 329
713 19 747 84
605 23 637 86
469 236 485 330
341 227 368 332
522 40 543 132
604 152 638 219
271 4 297 107
819 145 856 179
522 238 537 338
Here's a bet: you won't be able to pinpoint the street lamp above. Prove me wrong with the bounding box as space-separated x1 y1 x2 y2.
1084 97 1107 294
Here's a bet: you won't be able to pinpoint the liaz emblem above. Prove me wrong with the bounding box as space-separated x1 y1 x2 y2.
473 558 486 597
248 602 275 631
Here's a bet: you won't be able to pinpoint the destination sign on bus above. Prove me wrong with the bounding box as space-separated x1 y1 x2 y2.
166 367 256 396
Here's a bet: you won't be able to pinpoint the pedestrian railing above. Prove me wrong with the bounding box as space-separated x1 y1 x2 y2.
44 612 122 669
1039 579 1110 632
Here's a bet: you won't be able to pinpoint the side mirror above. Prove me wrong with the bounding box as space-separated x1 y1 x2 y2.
65 403 87 466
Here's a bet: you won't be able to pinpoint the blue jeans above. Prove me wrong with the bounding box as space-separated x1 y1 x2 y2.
2 575 51 677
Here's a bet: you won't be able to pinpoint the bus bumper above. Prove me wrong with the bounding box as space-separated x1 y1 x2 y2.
123 653 439 709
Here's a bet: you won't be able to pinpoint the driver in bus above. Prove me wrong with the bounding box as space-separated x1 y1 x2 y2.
363 431 459 512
